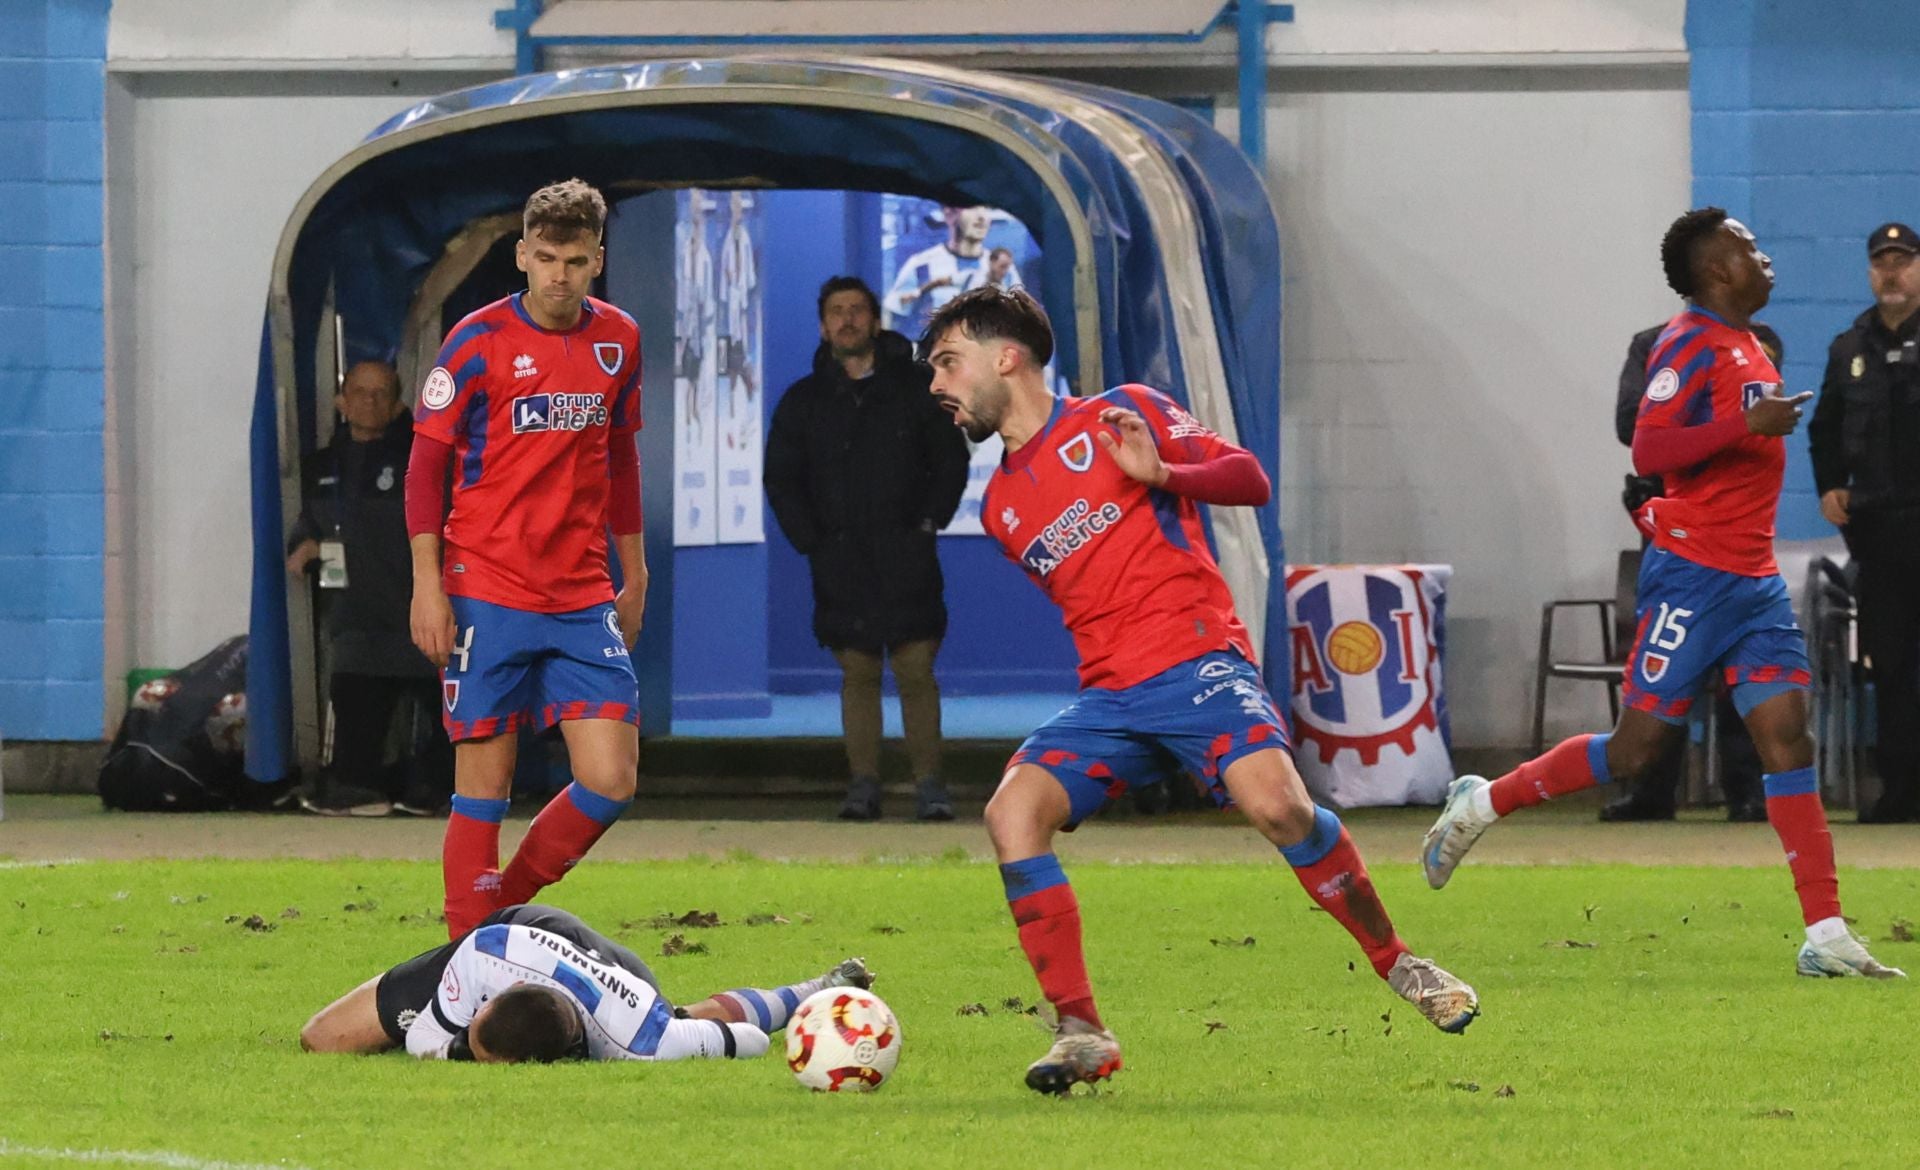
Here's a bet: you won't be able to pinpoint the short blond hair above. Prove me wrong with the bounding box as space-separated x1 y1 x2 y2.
524 178 607 244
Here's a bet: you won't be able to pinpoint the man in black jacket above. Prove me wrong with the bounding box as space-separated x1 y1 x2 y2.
288 360 452 816
765 277 971 821
1808 222 1920 823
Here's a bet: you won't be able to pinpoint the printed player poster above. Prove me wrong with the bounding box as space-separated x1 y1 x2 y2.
673 189 719 546
714 191 765 544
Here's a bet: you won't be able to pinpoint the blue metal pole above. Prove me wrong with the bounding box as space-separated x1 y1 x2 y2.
1236 0 1267 167
493 0 545 74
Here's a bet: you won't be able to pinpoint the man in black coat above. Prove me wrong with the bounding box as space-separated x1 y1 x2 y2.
1808 222 1920 822
765 277 971 821
288 360 452 816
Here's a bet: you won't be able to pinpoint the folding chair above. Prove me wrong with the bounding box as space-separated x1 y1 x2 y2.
1531 549 1641 757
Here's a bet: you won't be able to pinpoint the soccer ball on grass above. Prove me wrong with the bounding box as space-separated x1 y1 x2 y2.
786 987 900 1092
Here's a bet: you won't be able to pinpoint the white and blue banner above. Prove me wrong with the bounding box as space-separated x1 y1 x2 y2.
1284 564 1454 808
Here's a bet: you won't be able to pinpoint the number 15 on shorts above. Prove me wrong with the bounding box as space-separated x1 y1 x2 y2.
1640 602 1691 684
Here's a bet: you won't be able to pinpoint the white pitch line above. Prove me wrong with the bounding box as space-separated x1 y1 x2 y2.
0 1140 313 1170
0 859 93 870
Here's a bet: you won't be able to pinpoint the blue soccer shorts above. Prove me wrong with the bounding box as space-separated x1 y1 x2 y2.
1008 650 1293 828
1620 545 1811 725
440 595 640 742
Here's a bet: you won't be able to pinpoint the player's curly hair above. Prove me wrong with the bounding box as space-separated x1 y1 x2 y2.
472 984 584 1064
1661 207 1729 298
524 178 607 244
918 286 1054 367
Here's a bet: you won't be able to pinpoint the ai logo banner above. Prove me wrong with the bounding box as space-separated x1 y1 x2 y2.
1283 564 1453 808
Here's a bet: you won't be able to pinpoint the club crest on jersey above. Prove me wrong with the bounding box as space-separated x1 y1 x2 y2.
1058 433 1095 473
594 342 624 376
1642 652 1671 683
1645 367 1679 402
1284 567 1443 767
604 609 623 644
443 680 459 712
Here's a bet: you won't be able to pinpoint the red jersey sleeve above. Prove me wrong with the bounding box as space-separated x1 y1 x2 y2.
611 330 643 437
1110 384 1230 463
1636 330 1722 431
414 315 497 445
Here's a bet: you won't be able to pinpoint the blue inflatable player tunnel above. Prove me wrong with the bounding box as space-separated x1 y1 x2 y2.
245 55 1285 780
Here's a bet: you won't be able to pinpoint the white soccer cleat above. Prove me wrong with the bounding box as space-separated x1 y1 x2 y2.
1796 935 1907 979
1421 775 1495 890
824 956 876 991
1387 953 1481 1034
1024 1016 1123 1094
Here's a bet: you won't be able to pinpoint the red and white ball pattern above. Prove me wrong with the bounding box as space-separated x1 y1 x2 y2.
786 987 900 1092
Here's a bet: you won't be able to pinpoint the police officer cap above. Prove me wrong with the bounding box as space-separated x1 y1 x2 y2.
1868 222 1919 257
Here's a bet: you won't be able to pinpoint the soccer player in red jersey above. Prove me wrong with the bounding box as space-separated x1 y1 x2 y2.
921 287 1480 1094
1423 209 1905 980
405 179 648 939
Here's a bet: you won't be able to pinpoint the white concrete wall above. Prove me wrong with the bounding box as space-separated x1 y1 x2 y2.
1226 78 1689 748
109 76 479 670
103 0 1689 747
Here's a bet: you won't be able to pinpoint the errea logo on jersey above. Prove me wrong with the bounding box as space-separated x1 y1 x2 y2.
513 353 539 378
512 392 609 434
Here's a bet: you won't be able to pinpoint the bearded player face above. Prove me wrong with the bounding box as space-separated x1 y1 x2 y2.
926 326 1012 443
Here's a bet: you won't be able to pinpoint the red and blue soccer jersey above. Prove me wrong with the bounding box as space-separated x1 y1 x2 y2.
1636 306 1785 577
981 384 1254 690
415 293 642 612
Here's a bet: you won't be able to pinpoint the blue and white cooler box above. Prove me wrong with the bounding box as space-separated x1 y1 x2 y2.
1283 564 1453 807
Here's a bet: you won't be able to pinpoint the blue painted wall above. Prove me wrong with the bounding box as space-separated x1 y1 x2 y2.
1690 0 1920 540
0 0 109 740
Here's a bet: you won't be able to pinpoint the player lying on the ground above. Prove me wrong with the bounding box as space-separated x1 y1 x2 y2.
300 904 874 1062
921 287 1480 1095
1422 208 1904 981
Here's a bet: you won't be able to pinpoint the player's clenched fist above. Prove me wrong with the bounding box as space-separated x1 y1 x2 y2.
1744 388 1813 437
1095 407 1169 486
411 583 457 667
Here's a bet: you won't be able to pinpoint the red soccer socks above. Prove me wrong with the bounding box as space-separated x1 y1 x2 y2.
442 795 508 938
497 783 630 908
1001 854 1102 1029
1281 806 1410 978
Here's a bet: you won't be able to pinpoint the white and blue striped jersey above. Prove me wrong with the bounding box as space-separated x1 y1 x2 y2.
405 922 768 1061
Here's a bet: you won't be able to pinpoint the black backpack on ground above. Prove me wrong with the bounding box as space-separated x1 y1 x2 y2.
99 636 256 812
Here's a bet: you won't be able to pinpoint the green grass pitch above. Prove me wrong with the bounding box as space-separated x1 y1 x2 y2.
0 857 1914 1169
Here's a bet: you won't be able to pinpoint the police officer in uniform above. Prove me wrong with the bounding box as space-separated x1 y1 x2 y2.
1809 222 1920 823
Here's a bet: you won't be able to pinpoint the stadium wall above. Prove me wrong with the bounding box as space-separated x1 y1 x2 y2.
1690 0 1920 543
21 0 1713 750
0 0 110 742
